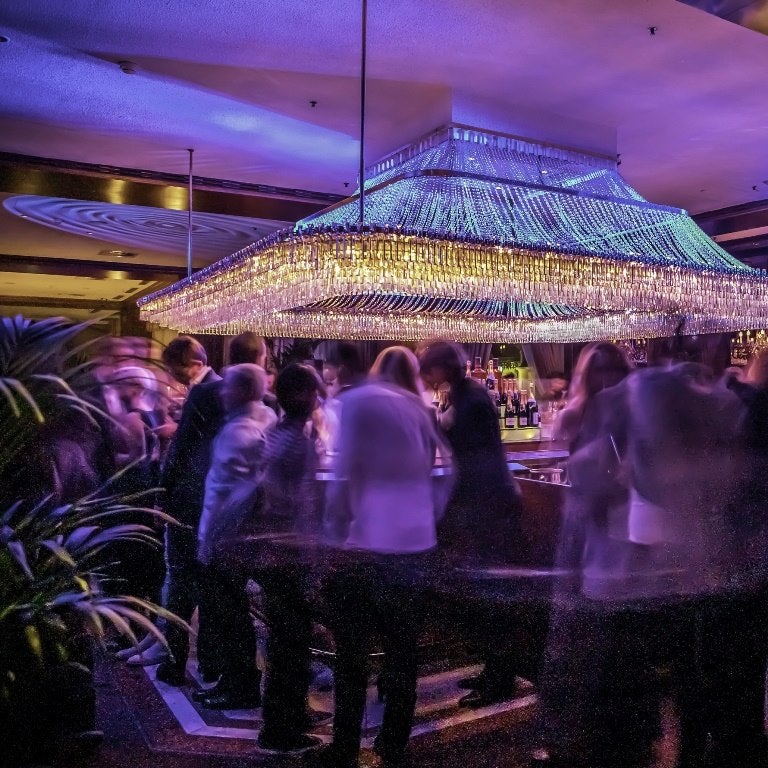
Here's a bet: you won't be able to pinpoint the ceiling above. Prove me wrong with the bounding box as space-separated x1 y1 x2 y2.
1 0 768 321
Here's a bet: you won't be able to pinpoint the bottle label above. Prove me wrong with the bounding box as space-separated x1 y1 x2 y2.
505 414 516 428
518 414 528 427
531 411 539 426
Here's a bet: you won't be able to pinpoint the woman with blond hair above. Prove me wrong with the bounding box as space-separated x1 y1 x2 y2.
552 342 631 451
318 345 447 768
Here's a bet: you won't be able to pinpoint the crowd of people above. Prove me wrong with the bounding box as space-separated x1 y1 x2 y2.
45 330 768 768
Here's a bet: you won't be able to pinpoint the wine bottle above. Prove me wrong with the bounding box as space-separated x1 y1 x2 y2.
471 356 486 383
505 390 517 429
486 359 496 391
517 390 529 428
527 393 539 427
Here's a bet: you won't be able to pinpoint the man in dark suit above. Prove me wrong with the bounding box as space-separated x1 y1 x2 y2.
154 333 276 685
419 340 527 708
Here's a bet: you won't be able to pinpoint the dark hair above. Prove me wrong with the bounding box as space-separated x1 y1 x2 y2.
276 363 319 419
228 332 266 366
161 335 207 367
325 342 365 386
417 339 466 386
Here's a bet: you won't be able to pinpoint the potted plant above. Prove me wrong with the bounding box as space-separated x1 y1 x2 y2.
0 315 185 764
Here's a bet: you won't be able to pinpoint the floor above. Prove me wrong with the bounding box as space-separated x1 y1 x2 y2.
48 650 542 768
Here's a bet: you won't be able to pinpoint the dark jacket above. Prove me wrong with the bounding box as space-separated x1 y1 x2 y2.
440 377 522 564
161 370 222 527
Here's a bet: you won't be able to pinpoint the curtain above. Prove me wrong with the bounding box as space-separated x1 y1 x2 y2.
462 343 493 368
522 343 565 380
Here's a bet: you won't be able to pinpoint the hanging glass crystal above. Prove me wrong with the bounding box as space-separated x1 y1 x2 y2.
139 125 768 343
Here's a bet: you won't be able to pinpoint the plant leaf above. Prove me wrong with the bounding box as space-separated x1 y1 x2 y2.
39 539 77 568
0 379 21 417
1 378 44 423
6 540 33 579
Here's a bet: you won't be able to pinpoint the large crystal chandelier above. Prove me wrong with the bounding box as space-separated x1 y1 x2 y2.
138 123 768 343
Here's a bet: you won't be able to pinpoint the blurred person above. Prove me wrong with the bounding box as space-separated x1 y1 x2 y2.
246 363 323 751
91 335 141 430
537 359 766 768
322 358 341 399
99 365 168 603
108 366 164 484
264 360 279 402
726 347 768 412
130 333 268 679
192 364 276 708
160 335 214 421
161 335 213 389
418 339 526 708
320 342 366 455
370 345 425 396
318 347 447 768
532 342 632 767
323 341 366 397
552 342 631 450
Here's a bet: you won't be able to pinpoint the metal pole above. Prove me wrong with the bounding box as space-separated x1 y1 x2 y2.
187 148 194 279
358 0 367 227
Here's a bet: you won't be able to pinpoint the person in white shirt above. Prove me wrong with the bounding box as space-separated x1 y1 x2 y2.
193 363 276 709
319 346 449 768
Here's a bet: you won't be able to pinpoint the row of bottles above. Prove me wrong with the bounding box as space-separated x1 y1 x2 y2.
500 389 539 430
466 356 539 431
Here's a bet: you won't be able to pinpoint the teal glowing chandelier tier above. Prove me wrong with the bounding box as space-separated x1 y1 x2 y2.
138 125 768 343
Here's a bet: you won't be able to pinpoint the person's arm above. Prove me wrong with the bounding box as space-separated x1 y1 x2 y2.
112 410 146 468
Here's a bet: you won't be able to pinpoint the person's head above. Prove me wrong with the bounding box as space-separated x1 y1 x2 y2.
161 335 208 385
228 332 267 367
549 371 568 392
746 349 768 390
418 339 466 389
92 335 135 375
322 360 340 398
275 363 320 421
570 342 631 405
325 342 365 389
264 362 277 394
221 364 267 413
109 365 158 409
370 346 422 396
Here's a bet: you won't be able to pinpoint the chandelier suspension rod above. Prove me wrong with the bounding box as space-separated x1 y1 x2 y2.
187 147 194 279
359 0 367 227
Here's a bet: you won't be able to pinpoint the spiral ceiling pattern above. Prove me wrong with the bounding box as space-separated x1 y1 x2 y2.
4 195 286 262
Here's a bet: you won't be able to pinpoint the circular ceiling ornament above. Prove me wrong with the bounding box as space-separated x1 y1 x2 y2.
3 195 286 262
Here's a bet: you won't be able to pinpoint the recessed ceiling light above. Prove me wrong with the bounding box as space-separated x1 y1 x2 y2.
98 248 139 258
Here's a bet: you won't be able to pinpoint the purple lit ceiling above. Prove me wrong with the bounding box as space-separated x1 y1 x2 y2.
0 0 767 258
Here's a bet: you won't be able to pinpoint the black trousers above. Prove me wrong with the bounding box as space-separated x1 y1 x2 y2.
322 555 429 760
253 565 313 739
436 572 549 691
162 524 217 671
198 563 257 689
